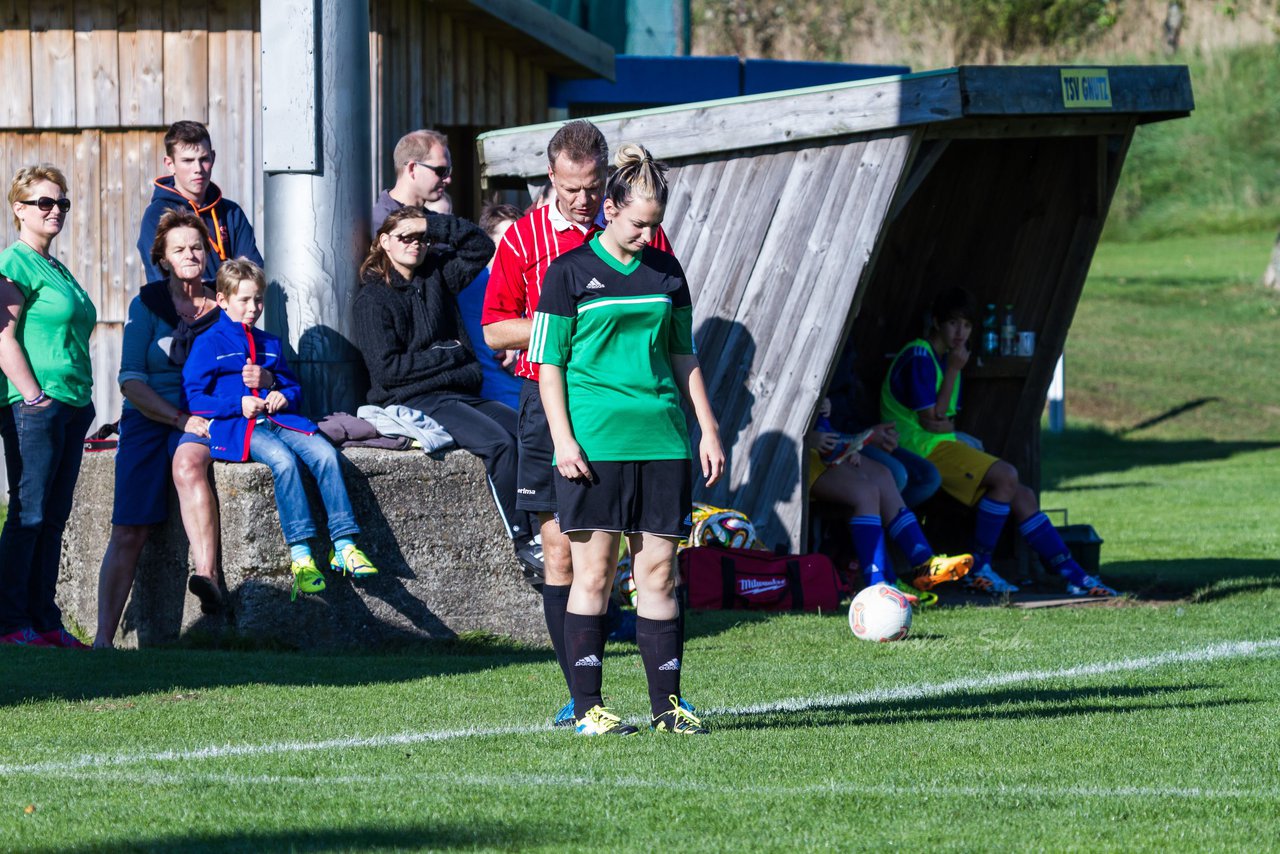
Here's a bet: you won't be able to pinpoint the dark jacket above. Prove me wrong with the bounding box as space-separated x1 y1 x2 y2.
182 311 315 461
137 176 264 282
352 214 494 406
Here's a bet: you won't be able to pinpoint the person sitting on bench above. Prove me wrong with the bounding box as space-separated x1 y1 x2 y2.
881 286 1118 597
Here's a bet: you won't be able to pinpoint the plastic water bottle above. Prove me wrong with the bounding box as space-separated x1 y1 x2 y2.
982 304 999 356
1000 304 1016 356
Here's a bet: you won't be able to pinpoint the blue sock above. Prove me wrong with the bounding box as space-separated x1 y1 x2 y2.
973 497 1011 563
1019 513 1087 584
333 536 356 566
289 542 311 562
887 508 933 567
849 515 893 586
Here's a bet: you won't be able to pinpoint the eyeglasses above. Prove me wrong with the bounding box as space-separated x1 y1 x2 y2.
18 197 71 213
391 232 428 246
413 161 451 179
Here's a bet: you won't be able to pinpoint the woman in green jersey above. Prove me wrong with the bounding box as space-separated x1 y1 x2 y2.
532 143 724 736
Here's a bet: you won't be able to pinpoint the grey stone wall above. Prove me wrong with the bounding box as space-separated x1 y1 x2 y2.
59 448 545 649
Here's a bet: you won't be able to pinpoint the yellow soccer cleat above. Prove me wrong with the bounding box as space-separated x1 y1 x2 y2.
910 553 973 591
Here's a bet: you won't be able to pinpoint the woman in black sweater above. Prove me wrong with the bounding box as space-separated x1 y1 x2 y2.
353 207 538 564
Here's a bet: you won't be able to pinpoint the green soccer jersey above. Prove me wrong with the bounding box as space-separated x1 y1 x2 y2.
529 233 695 462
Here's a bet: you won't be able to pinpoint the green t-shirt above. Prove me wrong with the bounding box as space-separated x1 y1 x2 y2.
0 242 97 407
529 234 695 462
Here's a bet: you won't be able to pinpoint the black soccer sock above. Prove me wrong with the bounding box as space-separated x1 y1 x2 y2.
636 616 682 718
564 611 606 719
542 584 573 693
675 582 688 662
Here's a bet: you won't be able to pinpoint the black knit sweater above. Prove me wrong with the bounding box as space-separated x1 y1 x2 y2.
352 214 495 406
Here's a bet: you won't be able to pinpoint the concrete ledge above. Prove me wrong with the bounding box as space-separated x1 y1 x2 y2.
58 448 544 649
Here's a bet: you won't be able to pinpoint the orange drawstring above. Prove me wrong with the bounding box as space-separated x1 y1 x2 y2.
207 205 227 261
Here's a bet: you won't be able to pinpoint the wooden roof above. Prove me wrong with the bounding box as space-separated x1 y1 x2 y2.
437 0 615 80
480 65 1192 178
477 66 1194 551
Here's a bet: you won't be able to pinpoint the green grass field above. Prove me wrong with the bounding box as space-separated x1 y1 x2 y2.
2 232 1278 852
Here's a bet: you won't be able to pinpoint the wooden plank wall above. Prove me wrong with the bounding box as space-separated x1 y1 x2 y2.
370 0 550 215
660 134 916 552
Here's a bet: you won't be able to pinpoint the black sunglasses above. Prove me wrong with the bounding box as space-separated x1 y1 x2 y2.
19 196 71 213
414 161 451 179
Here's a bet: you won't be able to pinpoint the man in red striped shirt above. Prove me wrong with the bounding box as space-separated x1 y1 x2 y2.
482 120 672 726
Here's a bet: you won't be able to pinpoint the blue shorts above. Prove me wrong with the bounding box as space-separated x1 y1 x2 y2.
112 408 204 526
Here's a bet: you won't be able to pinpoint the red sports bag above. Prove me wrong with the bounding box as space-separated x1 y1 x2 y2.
680 546 844 612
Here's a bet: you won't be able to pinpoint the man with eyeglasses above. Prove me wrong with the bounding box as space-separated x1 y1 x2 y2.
136 120 263 283
372 129 453 233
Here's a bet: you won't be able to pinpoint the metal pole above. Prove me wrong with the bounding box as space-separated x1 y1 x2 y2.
1048 354 1066 433
260 0 371 417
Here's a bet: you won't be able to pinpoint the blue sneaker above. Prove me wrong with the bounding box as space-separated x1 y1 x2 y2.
678 697 698 715
553 699 576 727
1065 574 1119 597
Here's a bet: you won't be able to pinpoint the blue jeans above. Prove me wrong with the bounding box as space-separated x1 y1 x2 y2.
0 399 95 633
249 422 359 545
861 445 942 508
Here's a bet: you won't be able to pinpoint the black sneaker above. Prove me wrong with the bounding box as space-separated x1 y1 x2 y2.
515 539 544 587
188 575 224 615
651 695 710 734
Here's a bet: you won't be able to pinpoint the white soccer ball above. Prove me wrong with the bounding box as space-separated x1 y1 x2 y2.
849 583 912 642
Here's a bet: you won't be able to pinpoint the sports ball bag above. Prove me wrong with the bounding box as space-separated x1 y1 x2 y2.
680 546 844 612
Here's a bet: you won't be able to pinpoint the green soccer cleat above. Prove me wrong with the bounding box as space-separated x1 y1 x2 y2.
575 705 640 736
290 556 326 601
894 579 937 608
651 695 710 735
330 544 379 578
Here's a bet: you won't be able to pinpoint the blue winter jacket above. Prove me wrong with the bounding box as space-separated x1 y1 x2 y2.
137 176 264 282
182 311 317 461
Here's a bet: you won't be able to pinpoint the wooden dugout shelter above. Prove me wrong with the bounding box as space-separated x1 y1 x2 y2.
0 0 611 430
478 65 1194 552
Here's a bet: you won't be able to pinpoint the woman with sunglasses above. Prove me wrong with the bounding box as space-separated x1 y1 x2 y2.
0 165 96 647
353 208 540 565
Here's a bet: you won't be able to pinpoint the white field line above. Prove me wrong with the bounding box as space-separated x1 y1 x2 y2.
1 637 1277 779
29 767 1280 803
713 637 1280 716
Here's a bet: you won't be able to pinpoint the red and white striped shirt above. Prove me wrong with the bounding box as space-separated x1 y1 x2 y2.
481 202 672 381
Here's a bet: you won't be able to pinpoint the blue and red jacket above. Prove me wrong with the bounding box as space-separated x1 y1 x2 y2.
181 311 317 461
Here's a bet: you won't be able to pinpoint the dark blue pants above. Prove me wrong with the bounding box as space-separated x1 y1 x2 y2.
405 391 531 543
0 399 95 633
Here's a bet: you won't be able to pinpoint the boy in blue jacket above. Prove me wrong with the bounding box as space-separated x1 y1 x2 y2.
182 259 378 599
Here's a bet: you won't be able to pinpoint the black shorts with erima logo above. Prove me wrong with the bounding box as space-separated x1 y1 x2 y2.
554 458 692 539
516 379 557 512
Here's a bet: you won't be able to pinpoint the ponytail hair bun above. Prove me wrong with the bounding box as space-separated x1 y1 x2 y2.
605 142 669 211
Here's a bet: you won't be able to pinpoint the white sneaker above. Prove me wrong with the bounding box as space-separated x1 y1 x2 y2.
963 562 1019 594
